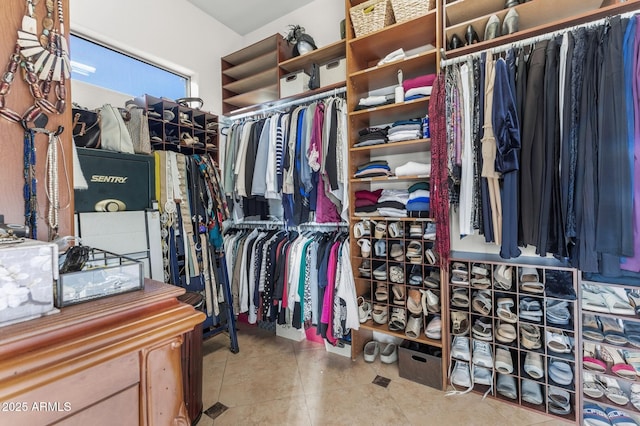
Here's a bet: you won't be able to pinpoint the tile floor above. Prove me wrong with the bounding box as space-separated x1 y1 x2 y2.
195 326 569 425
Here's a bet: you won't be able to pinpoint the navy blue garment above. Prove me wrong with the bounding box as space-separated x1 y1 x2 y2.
515 47 528 247
492 57 521 259
478 53 494 243
596 16 633 258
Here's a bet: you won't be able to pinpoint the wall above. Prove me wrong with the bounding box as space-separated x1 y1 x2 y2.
242 0 345 51
69 0 244 115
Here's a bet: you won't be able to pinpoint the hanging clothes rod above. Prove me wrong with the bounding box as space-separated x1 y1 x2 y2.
225 86 347 122
440 10 639 68
297 222 349 228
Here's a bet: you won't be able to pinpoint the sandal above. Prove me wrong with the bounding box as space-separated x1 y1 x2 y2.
627 289 640 315
583 341 607 372
425 315 441 339
421 289 440 313
375 282 388 302
496 298 518 323
472 317 492 341
373 264 387 281
405 314 423 338
623 350 640 378
388 307 406 332
582 313 604 342
600 316 628 346
423 269 440 288
392 284 406 305
519 268 544 294
582 371 605 399
409 223 422 237
450 287 469 308
425 248 437 265
373 221 387 239
601 286 635 315
353 220 371 238
389 265 404 284
451 311 469 336
358 259 371 278
372 305 388 324
357 238 371 258
357 296 372 323
407 289 422 314
472 289 492 315
373 239 386 257
496 321 517 343
471 276 491 289
519 323 542 350
545 329 573 354
406 241 422 264
599 375 630 406
390 243 404 261
494 265 513 290
388 222 404 238
607 347 637 380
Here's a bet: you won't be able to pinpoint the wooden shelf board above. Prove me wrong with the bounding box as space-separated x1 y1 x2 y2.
222 34 280 65
223 68 279 93
348 12 437 61
445 0 509 26
349 97 430 127
350 138 431 155
358 321 443 347
443 0 637 58
348 49 438 92
350 173 431 183
350 216 434 223
223 85 279 108
225 82 346 117
279 40 346 73
223 52 278 80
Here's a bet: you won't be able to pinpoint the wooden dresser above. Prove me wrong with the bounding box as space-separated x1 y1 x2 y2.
0 280 205 426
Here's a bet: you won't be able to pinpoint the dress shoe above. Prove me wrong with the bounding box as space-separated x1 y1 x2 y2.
484 14 501 41
502 8 519 35
465 25 480 46
449 34 464 50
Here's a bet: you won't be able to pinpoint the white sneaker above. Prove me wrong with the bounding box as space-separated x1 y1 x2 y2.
451 361 472 388
451 336 470 361
472 340 493 368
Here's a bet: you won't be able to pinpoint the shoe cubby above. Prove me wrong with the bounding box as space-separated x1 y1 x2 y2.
144 95 219 156
580 276 640 423
446 256 578 422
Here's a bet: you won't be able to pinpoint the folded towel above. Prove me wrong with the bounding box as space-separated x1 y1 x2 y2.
388 131 420 142
358 95 388 106
378 48 406 66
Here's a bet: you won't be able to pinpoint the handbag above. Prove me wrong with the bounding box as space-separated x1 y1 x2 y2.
124 105 152 154
72 108 101 149
99 104 135 154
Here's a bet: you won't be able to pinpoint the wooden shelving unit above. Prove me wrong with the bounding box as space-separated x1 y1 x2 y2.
222 36 347 116
221 34 292 114
345 0 445 389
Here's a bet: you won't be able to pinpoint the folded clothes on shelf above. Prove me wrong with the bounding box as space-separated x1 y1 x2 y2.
355 94 394 110
403 73 436 92
405 86 433 98
395 161 431 176
353 127 389 147
378 189 410 205
377 48 406 66
354 161 391 178
355 188 383 202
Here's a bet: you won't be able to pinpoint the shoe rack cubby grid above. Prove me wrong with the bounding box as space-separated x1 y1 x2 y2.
580 277 640 423
353 219 442 345
144 94 219 159
447 253 579 423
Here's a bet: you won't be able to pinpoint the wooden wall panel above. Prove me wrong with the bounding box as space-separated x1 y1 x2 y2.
0 0 73 240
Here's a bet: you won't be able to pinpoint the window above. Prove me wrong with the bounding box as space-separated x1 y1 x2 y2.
70 34 189 100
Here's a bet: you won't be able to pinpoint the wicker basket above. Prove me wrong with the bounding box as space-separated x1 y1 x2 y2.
349 0 395 38
390 0 435 24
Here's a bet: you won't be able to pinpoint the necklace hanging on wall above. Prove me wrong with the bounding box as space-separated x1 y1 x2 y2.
0 0 69 124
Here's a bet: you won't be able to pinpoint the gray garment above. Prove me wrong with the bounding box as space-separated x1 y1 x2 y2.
251 117 271 196
223 123 240 194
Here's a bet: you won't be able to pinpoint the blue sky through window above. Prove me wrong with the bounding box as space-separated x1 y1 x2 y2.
70 34 188 100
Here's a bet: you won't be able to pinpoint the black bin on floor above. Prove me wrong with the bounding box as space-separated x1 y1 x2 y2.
178 292 204 425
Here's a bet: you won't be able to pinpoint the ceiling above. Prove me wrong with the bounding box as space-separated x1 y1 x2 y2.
187 0 314 36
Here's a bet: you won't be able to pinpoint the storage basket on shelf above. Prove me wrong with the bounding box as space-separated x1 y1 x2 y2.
390 0 435 23
349 0 395 38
